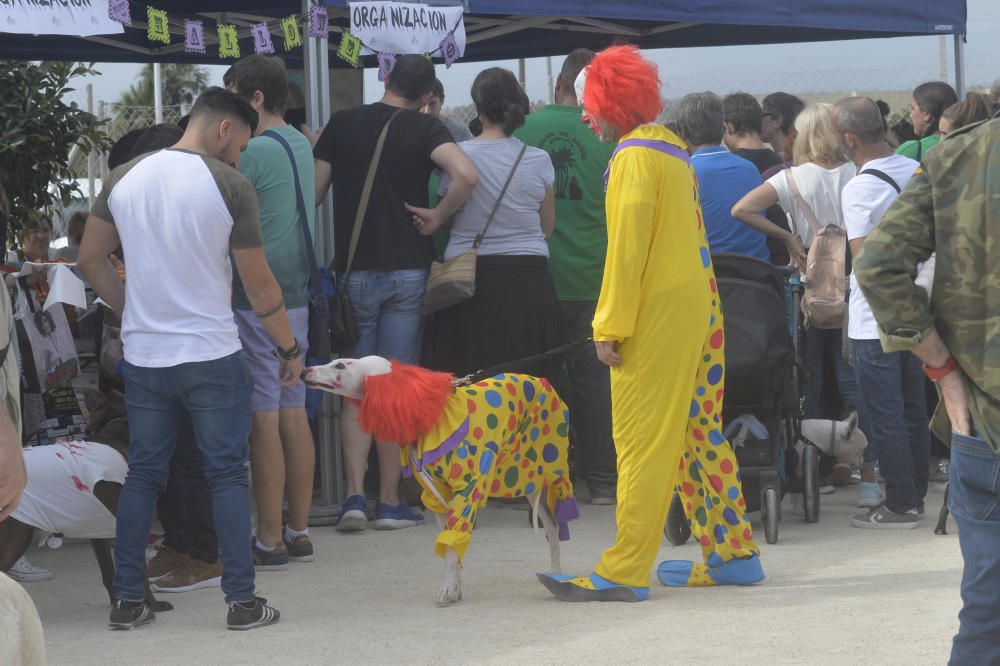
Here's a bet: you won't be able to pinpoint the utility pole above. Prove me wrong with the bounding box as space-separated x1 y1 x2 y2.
153 62 163 123
938 35 949 84
546 56 553 104
518 58 526 90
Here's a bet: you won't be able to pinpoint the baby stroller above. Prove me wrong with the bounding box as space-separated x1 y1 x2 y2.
664 253 819 545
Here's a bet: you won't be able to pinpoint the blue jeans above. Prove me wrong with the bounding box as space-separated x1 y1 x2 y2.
561 301 616 490
852 340 930 512
344 269 427 363
114 352 254 604
949 429 1000 665
804 327 860 420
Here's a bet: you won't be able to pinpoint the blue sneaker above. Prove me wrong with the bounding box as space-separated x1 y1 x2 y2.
374 502 425 530
335 494 368 532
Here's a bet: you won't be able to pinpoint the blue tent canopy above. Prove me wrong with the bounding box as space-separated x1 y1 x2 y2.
0 0 967 64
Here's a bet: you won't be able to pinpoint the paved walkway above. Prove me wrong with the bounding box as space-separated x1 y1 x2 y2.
24 483 961 665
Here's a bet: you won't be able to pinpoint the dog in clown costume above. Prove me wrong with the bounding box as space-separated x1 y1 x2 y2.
303 356 579 605
537 45 765 602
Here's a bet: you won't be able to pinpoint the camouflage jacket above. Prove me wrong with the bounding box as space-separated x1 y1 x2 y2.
854 116 1000 454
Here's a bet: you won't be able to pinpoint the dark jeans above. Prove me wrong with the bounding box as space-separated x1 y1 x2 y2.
949 429 1000 665
804 327 861 420
114 352 254 604
851 340 930 512
561 301 616 490
158 415 218 564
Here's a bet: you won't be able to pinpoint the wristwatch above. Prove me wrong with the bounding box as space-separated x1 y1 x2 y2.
277 340 301 361
923 355 958 382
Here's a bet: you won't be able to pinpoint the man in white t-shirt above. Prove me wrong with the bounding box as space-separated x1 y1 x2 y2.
833 97 929 529
79 88 300 631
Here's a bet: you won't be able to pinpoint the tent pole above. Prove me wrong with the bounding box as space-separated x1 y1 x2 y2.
304 0 342 526
153 62 163 123
518 57 526 88
87 84 96 209
546 56 553 104
953 34 966 99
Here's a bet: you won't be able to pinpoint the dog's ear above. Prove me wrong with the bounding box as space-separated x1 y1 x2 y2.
846 411 859 438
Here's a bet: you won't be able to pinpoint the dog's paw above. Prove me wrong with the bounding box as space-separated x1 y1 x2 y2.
436 583 462 606
150 600 174 612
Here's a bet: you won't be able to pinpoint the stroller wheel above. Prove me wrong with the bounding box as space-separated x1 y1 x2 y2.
762 487 780 544
803 444 820 523
664 493 691 545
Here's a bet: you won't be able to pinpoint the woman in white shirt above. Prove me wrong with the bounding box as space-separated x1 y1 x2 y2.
731 103 859 424
419 67 562 382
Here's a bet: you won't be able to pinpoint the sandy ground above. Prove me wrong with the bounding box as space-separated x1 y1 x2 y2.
22 483 961 666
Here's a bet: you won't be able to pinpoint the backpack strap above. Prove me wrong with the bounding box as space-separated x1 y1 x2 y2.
859 168 901 193
784 168 825 235
603 138 691 191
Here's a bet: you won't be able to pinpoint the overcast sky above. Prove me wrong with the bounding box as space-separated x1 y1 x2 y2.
67 0 1000 111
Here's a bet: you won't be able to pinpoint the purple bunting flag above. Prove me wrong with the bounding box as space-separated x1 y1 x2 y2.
377 53 396 82
309 5 328 38
440 32 460 68
107 0 131 26
184 19 205 54
251 23 275 54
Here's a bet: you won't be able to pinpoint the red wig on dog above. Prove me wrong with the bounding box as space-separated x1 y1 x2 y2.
357 361 455 445
582 45 663 136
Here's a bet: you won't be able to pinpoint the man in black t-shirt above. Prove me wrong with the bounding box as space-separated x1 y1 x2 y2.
313 55 478 533
722 92 791 267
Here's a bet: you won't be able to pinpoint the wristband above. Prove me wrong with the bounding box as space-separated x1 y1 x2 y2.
277 340 300 361
923 355 958 382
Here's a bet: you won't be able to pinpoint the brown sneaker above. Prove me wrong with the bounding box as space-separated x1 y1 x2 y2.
151 557 222 593
146 545 188 582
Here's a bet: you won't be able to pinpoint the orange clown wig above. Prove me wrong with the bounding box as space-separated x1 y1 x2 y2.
579 45 663 137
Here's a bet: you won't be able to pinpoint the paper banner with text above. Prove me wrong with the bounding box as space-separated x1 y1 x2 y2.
348 1 465 57
308 4 327 38
376 52 396 81
146 6 169 43
1 0 124 36
185 18 205 53
218 23 240 58
281 14 302 51
107 0 130 26
336 30 362 66
251 22 275 54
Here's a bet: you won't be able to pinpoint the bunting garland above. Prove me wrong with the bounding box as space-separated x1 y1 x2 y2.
101 1 464 71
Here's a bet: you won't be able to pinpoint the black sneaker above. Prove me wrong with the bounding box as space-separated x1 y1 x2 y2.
109 599 154 630
284 534 315 562
851 505 920 529
227 596 280 631
252 539 289 570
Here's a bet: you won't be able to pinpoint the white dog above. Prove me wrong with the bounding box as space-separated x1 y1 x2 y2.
303 357 579 605
800 411 867 468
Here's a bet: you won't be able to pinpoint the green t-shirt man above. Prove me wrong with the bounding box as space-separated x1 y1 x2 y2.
515 104 614 302
895 134 941 162
232 125 316 311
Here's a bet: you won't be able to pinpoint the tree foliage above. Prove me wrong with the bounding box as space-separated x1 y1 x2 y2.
118 63 209 107
0 61 110 234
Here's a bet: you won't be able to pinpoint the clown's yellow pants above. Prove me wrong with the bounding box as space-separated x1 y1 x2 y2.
595 280 759 588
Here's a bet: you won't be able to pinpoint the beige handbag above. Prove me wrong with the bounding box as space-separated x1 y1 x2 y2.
423 144 527 315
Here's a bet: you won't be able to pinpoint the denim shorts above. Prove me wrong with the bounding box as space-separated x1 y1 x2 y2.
234 306 310 412
343 269 427 364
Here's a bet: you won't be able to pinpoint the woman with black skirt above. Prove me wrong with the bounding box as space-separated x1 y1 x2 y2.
414 67 563 382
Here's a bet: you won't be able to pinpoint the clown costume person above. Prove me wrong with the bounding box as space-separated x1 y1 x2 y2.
538 46 765 602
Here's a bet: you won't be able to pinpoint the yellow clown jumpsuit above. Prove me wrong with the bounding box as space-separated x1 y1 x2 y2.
592 125 760 589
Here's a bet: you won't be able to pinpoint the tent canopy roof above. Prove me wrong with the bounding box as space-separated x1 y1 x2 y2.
0 0 967 64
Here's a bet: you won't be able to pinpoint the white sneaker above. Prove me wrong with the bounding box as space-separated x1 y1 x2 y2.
7 556 53 582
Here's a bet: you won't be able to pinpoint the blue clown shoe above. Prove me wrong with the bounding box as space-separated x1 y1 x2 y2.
537 572 649 602
657 553 765 588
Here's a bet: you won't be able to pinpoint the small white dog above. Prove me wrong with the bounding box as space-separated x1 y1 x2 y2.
800 411 867 468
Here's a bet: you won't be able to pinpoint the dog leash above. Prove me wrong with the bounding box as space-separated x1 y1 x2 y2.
453 338 595 387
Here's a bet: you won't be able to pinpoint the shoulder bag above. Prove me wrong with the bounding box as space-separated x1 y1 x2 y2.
423 143 527 315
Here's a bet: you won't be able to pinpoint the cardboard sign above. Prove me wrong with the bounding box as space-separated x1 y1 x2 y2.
349 1 465 57
146 6 169 44
185 18 205 54
281 14 302 51
251 22 274 54
0 0 124 36
218 23 240 58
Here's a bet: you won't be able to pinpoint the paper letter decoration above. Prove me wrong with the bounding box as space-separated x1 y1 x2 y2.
309 5 328 39
218 24 241 59
251 23 275 54
281 15 302 51
146 7 170 44
377 53 396 82
184 19 205 54
440 32 459 68
337 31 362 67
108 0 131 26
